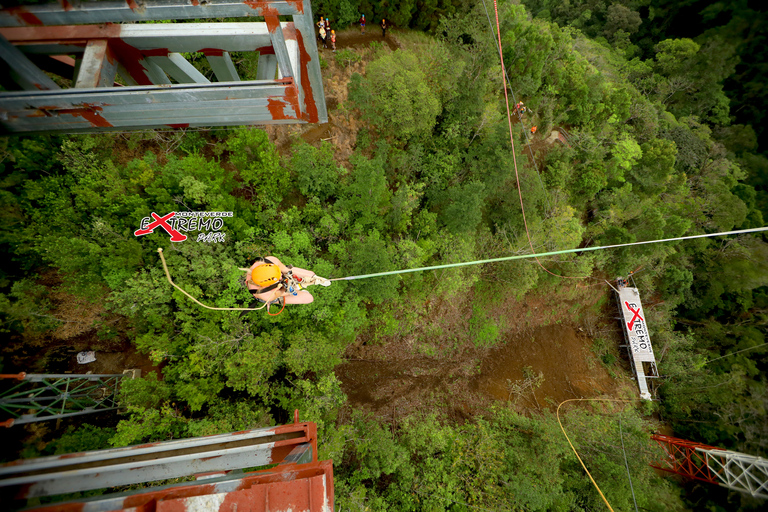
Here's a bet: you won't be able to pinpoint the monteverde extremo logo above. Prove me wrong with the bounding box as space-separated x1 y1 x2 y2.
134 211 233 243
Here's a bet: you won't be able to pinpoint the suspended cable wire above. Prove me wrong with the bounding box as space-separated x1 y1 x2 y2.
329 226 768 281
619 414 640 512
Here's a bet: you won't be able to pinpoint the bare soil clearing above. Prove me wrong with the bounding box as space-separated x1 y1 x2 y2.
336 282 632 424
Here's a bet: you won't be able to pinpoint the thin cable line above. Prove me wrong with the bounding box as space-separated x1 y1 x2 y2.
491 0 583 280
479 0 549 211
703 342 768 366
329 224 768 281
619 414 640 512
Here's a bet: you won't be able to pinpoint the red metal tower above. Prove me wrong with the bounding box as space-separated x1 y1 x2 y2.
651 434 768 499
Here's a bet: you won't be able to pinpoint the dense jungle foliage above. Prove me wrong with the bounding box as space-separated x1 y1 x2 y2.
1 1 767 511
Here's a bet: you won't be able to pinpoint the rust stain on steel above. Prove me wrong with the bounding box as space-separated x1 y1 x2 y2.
142 48 170 57
4 7 43 26
31 104 112 128
286 0 305 14
60 0 74 11
295 28 319 123
134 442 161 449
267 98 288 121
264 14 280 33
254 45 275 55
243 1 280 16
198 48 224 57
0 24 122 45
58 452 87 459
126 0 141 11
191 0 200 5
166 123 190 129
199 455 222 462
109 38 155 85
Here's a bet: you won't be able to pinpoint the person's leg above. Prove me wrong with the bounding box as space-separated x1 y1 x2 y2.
283 290 314 304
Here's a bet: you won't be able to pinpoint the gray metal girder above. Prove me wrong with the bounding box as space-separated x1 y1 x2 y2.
0 81 304 133
293 3 327 123
74 39 118 88
2 23 276 55
207 52 240 82
257 54 278 80
0 423 314 498
266 16 293 78
147 53 210 84
0 32 59 90
0 0 304 27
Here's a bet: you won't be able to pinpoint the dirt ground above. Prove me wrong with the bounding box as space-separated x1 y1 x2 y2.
336 281 634 424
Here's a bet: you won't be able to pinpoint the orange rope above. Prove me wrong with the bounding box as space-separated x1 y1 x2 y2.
492 1 588 280
556 398 642 511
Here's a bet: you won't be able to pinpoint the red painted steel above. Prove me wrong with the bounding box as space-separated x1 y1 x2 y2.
650 434 721 485
25 460 333 512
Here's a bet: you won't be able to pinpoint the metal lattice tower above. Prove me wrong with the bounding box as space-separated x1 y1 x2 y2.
0 0 327 133
0 372 125 428
651 434 768 499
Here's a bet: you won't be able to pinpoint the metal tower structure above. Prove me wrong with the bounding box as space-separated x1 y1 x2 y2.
0 411 334 512
651 434 768 499
0 0 327 134
0 372 125 428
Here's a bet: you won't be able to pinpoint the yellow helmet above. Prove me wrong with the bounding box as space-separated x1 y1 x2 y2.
251 264 281 288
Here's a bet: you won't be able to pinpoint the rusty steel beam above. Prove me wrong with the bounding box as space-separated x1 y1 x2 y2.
1 23 276 55
0 420 318 500
74 39 118 88
0 32 59 90
25 460 334 512
0 0 305 28
0 1 327 131
290 4 327 124
0 80 304 133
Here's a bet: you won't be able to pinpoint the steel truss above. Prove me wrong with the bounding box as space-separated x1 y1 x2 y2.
0 0 327 133
651 434 768 499
0 412 333 512
0 372 125 428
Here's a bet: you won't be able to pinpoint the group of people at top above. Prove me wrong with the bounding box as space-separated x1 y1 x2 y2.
316 14 388 51
316 17 336 51
359 15 388 37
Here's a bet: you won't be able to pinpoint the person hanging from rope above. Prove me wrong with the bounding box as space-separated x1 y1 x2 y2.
246 256 331 309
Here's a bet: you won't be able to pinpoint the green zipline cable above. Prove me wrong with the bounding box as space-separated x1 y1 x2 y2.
330 226 768 281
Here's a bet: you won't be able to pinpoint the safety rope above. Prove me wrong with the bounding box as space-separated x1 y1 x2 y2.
479 0 550 211
557 398 643 512
490 0 587 280
157 248 279 312
329 226 768 281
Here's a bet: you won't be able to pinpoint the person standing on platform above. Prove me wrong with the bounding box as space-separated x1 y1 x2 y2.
381 19 387 38
319 24 327 48
360 14 365 34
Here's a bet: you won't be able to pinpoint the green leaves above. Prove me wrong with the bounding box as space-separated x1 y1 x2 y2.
348 49 441 139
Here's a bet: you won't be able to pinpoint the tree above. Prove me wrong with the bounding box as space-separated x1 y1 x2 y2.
348 50 441 139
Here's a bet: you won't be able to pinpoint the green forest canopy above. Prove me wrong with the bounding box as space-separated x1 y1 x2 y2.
1 1 767 510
